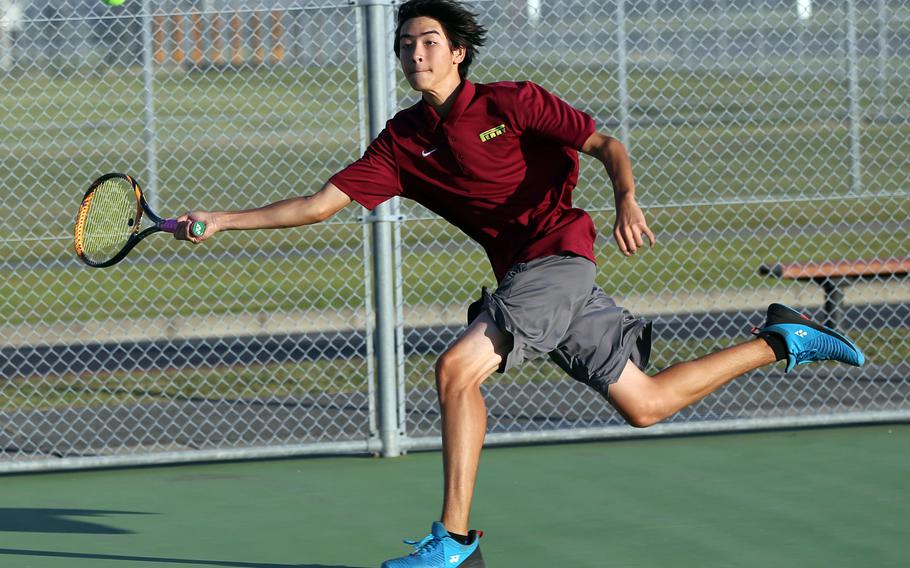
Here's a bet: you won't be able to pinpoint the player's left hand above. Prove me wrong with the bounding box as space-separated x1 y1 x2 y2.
613 196 655 256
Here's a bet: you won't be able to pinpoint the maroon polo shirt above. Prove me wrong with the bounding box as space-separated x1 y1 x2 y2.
330 80 597 282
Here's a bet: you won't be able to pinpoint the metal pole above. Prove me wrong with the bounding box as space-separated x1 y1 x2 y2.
384 6 407 442
718 0 729 68
140 0 160 208
0 0 11 72
363 1 401 458
615 0 630 145
354 5 378 449
845 0 862 195
876 0 889 122
684 0 695 72
755 0 767 75
526 0 541 27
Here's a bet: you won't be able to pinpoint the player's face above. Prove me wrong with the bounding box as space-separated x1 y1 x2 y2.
398 17 465 94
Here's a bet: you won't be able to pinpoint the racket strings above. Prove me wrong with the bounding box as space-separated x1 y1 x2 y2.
76 178 139 263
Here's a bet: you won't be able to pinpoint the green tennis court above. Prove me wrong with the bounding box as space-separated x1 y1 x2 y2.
1 424 907 568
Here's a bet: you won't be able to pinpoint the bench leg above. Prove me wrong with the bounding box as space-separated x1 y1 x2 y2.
821 279 849 329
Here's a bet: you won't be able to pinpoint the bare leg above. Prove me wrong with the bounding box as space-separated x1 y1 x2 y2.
435 325 776 529
435 312 512 535
608 338 777 427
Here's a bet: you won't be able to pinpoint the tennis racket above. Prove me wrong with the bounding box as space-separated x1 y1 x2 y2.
74 172 205 268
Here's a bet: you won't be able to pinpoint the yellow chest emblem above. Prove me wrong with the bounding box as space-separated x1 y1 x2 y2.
479 124 506 142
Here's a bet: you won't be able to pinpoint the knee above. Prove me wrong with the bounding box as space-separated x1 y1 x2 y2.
434 351 477 405
624 411 661 429
614 398 664 429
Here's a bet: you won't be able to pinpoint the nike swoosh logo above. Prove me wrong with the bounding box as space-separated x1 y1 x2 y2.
421 148 438 157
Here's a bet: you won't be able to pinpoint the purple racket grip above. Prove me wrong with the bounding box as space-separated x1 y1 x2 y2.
160 219 179 233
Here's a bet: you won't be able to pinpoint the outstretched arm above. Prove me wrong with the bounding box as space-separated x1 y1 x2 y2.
174 181 352 243
581 132 655 256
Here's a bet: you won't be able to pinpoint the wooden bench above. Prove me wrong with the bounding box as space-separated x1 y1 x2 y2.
759 257 910 329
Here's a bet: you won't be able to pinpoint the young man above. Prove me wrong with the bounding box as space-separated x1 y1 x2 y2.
175 1 865 566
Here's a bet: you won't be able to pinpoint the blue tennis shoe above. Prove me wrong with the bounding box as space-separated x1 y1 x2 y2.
754 303 865 373
381 521 485 568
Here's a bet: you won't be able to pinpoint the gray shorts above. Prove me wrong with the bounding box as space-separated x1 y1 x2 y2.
468 255 652 399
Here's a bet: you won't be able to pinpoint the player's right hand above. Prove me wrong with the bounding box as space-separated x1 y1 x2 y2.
175 211 216 243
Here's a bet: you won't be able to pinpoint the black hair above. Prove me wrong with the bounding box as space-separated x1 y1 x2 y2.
394 0 487 79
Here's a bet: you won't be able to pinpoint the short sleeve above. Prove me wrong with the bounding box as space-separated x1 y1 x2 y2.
329 126 401 210
514 82 596 150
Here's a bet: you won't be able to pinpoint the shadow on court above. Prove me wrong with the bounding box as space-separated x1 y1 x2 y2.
0 548 364 568
0 508 153 534
0 508 368 567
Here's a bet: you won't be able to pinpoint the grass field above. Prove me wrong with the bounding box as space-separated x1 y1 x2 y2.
2 198 907 327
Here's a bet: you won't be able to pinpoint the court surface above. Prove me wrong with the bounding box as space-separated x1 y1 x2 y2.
1 424 908 568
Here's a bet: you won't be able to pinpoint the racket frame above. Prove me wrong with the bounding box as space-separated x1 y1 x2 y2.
74 172 179 268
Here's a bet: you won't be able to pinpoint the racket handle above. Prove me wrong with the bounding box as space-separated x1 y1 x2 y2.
160 219 207 237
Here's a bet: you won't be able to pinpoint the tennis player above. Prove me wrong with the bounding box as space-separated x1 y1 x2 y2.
176 1 865 566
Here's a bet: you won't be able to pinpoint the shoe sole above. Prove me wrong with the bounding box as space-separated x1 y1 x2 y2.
459 547 485 568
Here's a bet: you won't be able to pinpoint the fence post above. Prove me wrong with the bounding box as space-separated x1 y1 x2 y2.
846 0 862 195
384 5 407 446
363 0 401 458
0 14 10 72
140 0 160 207
876 0 889 121
614 0 630 145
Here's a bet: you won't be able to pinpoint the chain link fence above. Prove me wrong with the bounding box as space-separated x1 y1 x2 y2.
1 0 908 471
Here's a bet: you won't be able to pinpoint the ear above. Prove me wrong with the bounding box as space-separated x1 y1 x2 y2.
452 44 466 64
